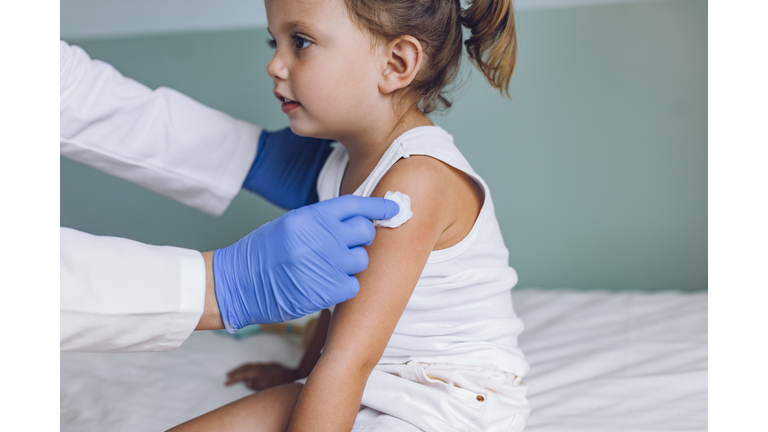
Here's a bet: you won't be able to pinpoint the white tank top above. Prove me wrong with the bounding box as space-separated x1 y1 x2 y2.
317 126 529 376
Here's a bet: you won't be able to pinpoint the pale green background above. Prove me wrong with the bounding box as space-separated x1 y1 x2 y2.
60 0 707 291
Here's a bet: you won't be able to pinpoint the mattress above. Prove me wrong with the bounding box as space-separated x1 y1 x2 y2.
60 289 708 431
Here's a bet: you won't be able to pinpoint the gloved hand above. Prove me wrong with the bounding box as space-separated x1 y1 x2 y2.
213 195 400 332
242 128 335 210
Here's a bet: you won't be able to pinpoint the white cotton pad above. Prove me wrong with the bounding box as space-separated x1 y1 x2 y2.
374 191 413 228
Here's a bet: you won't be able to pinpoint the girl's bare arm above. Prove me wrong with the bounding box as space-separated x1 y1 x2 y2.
286 156 457 432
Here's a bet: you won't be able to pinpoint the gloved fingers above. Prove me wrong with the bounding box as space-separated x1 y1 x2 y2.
337 215 377 247
315 195 400 222
337 275 361 303
333 245 370 275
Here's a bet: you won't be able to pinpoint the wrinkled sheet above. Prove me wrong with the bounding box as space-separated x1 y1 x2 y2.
60 289 707 431
516 289 707 432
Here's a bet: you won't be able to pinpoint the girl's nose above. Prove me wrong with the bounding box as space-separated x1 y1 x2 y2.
266 53 288 81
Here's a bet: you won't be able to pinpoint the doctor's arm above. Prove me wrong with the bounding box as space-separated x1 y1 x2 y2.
60 41 258 216
60 227 209 353
61 195 399 353
60 41 332 215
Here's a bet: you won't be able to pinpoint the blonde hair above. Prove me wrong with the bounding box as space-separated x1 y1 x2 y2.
344 0 517 113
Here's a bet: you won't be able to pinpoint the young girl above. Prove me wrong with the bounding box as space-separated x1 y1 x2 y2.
171 0 529 430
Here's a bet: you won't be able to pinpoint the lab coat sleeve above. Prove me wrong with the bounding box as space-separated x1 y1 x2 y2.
60 227 206 352
60 41 260 216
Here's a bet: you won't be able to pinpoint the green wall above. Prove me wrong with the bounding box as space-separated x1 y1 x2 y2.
61 0 707 291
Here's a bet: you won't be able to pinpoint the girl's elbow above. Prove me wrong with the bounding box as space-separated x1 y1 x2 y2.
324 352 380 381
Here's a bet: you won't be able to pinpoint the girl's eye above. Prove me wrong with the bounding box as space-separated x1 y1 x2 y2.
292 35 313 50
267 38 277 49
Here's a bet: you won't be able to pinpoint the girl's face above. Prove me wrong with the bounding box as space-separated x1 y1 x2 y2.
265 0 386 140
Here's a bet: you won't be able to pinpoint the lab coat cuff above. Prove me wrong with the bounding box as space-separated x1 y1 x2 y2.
160 248 207 351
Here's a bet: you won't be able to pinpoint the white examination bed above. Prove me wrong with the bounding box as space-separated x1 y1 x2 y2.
60 289 708 431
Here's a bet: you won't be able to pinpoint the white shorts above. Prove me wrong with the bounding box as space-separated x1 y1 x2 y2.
298 361 530 432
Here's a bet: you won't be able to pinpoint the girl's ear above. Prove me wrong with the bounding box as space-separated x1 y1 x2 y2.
379 36 423 94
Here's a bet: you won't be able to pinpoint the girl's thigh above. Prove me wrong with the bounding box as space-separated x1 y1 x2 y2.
168 383 304 432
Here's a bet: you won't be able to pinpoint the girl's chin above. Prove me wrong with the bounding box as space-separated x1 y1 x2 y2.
287 122 312 138
289 120 332 140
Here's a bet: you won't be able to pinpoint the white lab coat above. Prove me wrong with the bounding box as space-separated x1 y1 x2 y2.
60 41 261 352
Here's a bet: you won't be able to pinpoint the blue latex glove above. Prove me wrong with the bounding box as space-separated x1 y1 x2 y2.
213 195 400 332
242 127 335 210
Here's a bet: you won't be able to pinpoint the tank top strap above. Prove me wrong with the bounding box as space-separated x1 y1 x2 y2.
354 126 486 198
316 126 486 202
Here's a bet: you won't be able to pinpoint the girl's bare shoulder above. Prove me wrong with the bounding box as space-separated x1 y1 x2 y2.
371 154 483 250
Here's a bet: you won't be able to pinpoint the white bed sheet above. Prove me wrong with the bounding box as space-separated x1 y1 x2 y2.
60 289 707 431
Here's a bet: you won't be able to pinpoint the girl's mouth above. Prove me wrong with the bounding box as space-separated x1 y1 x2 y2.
280 97 301 113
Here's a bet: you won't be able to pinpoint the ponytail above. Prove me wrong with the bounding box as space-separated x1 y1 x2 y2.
461 0 517 97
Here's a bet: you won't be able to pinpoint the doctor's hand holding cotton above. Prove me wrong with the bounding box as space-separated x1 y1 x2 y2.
211 195 399 331
60 41 399 352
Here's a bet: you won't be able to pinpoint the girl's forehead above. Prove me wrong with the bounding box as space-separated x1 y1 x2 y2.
266 0 347 27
